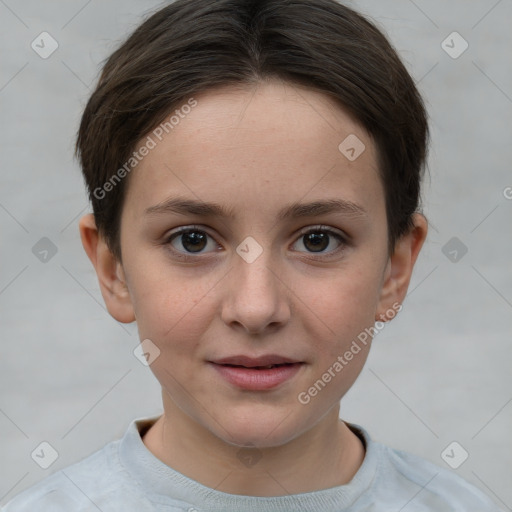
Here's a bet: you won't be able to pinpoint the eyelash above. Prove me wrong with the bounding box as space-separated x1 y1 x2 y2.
164 224 348 262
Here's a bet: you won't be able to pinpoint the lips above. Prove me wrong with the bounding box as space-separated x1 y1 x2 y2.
223 363 289 369
209 355 304 390
211 355 302 368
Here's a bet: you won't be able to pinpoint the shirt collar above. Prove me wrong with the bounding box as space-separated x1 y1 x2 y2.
118 415 379 512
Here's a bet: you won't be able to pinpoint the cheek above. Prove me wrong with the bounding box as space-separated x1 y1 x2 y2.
303 265 383 349
298 270 380 406
127 262 218 353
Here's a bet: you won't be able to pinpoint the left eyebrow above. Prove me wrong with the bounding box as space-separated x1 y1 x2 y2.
277 198 367 221
144 196 367 220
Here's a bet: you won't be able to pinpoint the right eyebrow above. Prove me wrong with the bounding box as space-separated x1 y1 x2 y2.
144 196 235 218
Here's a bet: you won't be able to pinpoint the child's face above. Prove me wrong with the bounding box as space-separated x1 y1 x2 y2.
87 80 420 447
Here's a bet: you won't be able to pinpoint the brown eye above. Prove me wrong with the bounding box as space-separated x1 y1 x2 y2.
292 226 347 257
176 230 207 253
302 232 330 252
166 226 218 257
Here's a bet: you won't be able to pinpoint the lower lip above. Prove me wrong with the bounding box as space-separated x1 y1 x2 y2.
210 363 303 390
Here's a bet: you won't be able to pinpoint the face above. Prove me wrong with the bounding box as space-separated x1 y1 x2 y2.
109 80 400 447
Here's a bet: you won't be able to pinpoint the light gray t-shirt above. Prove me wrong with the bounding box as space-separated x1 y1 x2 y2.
2 416 503 511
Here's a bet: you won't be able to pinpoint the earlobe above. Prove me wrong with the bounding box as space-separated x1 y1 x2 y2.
375 213 428 321
78 214 136 323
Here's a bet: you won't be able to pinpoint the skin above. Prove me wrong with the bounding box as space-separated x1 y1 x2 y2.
79 79 427 496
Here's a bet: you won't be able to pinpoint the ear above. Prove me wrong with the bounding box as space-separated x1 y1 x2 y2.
375 213 428 322
78 213 135 323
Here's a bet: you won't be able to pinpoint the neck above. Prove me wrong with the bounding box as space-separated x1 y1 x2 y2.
142 393 365 496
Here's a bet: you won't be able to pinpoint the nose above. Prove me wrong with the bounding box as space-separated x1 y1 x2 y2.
220 243 291 335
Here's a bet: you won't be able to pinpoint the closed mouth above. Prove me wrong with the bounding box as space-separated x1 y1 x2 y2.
218 362 299 370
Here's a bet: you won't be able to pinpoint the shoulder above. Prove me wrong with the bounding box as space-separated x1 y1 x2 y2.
348 423 503 511
375 440 503 511
1 440 150 512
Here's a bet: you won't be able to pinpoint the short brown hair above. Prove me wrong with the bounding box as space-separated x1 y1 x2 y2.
76 0 429 260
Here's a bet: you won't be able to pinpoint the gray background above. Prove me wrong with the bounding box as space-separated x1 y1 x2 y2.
1 0 511 508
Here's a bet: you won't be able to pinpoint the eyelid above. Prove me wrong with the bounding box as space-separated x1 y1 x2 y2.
167 223 348 240
166 225 220 242
296 224 347 239
168 224 212 238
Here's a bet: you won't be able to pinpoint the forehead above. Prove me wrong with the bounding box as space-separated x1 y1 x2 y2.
123 79 384 224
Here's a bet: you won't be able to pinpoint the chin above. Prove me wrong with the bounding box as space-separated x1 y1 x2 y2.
209 407 306 448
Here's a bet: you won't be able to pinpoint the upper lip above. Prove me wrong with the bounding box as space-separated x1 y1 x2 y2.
210 355 302 367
